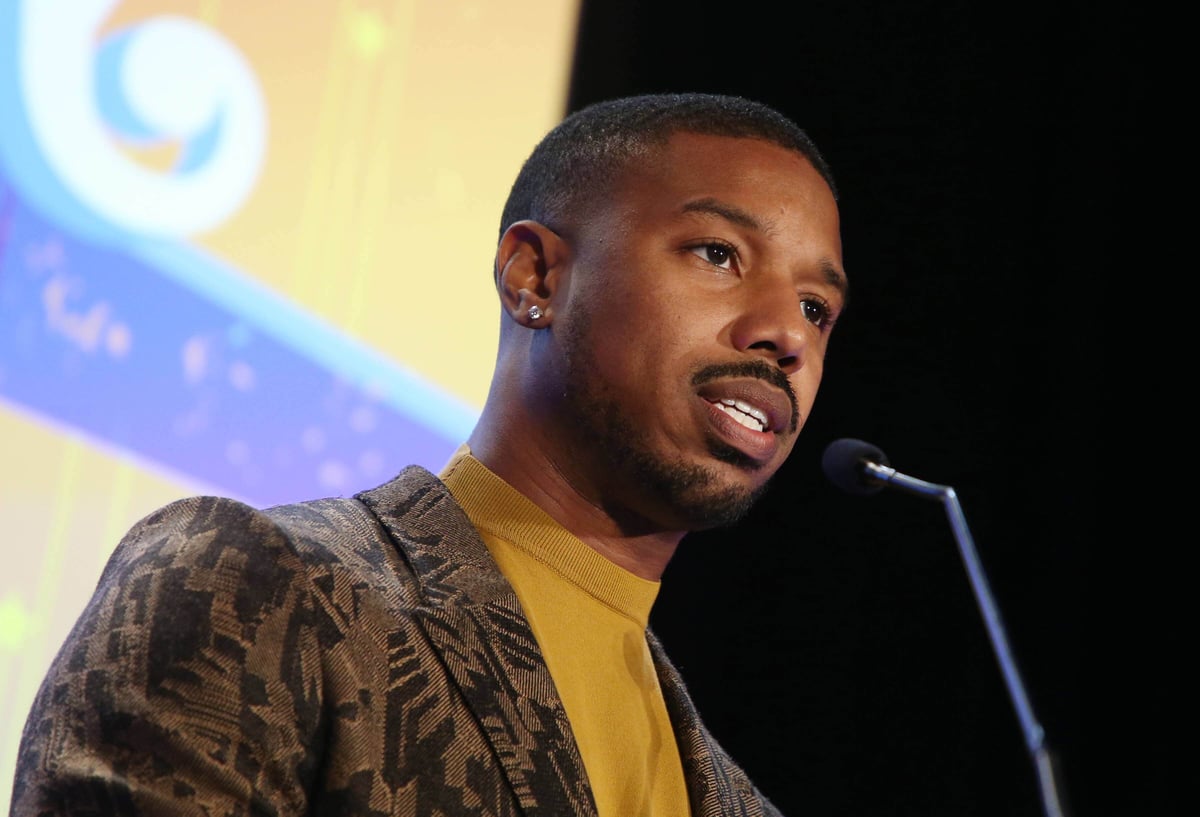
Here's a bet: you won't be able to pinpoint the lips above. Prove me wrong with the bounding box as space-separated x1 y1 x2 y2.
696 377 795 461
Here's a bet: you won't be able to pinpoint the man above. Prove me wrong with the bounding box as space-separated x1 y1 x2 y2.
11 93 847 816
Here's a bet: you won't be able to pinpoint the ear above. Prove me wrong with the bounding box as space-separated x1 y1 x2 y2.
494 220 570 327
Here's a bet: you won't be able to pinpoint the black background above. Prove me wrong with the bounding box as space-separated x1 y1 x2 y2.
566 3 1147 816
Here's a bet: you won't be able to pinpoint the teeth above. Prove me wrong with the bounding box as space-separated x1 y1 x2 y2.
716 398 767 432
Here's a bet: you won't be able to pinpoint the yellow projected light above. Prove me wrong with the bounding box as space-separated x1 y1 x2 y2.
0 1 581 810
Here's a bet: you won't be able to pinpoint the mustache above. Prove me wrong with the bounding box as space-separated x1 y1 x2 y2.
691 360 800 432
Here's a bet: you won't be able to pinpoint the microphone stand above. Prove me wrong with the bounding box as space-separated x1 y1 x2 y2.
862 461 1070 817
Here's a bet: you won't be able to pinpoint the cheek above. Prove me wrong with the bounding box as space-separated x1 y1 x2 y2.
599 298 694 362
793 363 825 416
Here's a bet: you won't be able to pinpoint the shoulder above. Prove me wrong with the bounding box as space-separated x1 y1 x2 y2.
89 488 386 632
100 465 464 602
80 494 337 653
106 466 448 584
100 493 323 589
88 465 474 645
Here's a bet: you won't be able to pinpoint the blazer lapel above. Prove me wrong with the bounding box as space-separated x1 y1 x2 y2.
649 631 768 817
357 466 597 816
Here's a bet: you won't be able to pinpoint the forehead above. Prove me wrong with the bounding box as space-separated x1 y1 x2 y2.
601 131 841 244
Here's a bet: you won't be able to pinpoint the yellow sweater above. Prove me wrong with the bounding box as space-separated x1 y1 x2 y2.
439 447 691 817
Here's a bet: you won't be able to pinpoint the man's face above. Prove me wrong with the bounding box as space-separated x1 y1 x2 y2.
545 132 846 532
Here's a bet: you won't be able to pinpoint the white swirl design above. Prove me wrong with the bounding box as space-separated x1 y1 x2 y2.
17 0 266 236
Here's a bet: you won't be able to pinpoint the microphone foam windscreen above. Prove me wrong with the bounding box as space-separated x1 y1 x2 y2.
821 438 889 496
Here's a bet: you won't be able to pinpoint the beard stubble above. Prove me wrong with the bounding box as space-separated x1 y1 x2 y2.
556 310 769 531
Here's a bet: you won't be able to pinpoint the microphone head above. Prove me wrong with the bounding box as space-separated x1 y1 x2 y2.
821 438 890 496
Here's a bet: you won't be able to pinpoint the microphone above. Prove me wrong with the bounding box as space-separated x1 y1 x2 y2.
821 437 1070 817
821 436 952 499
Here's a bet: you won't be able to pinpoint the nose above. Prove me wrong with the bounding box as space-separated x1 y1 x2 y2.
729 282 810 376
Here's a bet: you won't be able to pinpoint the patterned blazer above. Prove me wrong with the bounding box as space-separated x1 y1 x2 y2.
11 465 783 816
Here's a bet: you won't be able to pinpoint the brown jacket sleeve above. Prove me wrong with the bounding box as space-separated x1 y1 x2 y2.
10 495 330 816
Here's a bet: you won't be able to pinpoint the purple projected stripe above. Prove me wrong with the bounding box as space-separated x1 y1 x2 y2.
0 182 465 507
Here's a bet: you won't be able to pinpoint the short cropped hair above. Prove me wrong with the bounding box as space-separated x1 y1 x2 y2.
499 92 837 242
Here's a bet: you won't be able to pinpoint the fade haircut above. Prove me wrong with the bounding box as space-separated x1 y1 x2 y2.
498 92 837 242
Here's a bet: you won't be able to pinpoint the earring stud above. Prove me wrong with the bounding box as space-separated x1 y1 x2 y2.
527 305 543 321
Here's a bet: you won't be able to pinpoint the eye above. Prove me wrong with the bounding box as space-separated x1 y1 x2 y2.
801 297 835 329
688 240 737 270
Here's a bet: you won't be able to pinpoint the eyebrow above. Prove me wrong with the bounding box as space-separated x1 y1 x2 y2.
821 259 850 304
680 197 850 300
681 197 763 231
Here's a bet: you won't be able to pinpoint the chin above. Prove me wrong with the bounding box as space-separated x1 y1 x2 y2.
632 450 770 530
673 479 766 530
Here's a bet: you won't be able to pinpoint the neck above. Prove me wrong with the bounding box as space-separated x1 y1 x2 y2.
467 424 685 581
